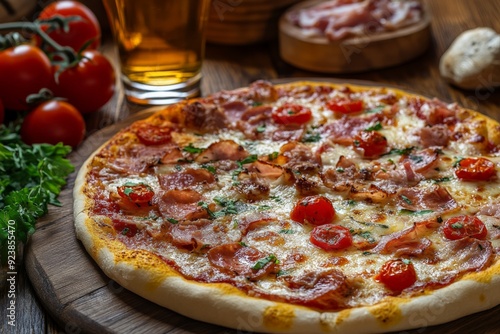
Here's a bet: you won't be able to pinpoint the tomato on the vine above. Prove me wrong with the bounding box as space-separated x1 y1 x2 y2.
54 50 116 113
37 0 101 51
0 45 53 111
20 100 85 148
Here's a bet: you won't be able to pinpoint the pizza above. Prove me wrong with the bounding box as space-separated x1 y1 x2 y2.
74 80 500 333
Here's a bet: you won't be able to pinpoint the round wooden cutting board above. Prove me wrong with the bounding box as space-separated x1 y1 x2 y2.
24 91 500 333
279 0 431 73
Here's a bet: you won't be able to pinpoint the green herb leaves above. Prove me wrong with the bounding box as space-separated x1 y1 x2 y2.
0 124 74 261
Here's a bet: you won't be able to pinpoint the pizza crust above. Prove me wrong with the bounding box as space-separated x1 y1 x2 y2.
73 81 500 333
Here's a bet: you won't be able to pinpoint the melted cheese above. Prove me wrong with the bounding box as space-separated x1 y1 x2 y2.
90 84 500 312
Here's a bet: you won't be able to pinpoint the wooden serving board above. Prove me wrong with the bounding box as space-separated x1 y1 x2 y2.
279 0 431 73
25 99 500 334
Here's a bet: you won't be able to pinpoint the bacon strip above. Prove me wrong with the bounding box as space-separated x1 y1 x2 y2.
195 140 249 163
397 185 457 212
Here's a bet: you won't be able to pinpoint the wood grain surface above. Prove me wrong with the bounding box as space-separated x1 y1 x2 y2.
3 0 500 333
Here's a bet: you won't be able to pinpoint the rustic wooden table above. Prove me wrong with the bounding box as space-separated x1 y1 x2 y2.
2 0 500 333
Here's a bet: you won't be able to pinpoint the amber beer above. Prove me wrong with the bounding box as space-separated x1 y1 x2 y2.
103 0 211 105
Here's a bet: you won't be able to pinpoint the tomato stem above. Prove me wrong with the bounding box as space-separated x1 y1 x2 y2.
0 20 78 63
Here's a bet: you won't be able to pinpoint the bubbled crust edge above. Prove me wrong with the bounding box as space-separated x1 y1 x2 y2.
73 81 500 333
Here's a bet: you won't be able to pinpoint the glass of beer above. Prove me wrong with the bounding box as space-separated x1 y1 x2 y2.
102 0 211 105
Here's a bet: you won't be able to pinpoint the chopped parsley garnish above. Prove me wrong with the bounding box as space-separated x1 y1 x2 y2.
183 143 203 154
402 259 412 265
258 205 271 211
240 154 258 165
349 216 389 229
123 187 134 196
451 222 464 229
256 124 266 133
279 229 295 234
350 228 376 243
214 197 240 216
198 201 218 219
302 131 321 143
409 154 424 164
239 241 248 247
432 176 452 183
365 122 383 132
401 195 413 205
453 157 464 168
399 209 434 215
252 101 263 107
353 140 360 147
268 151 279 161
362 251 373 256
232 155 258 180
382 146 415 156
252 254 279 270
167 218 179 224
270 195 282 202
364 105 385 114
121 228 129 235
276 269 291 277
201 164 217 174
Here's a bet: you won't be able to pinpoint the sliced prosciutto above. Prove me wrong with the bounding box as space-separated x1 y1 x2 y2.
288 0 423 41
208 243 277 280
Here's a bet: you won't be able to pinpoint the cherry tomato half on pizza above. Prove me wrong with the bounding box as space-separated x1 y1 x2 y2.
454 157 496 181
117 183 155 206
441 215 487 240
326 97 364 114
290 195 336 225
272 103 312 125
354 130 389 158
310 225 353 251
376 259 417 292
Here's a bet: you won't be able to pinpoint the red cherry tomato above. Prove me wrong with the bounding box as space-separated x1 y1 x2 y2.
354 131 388 158
272 103 312 125
37 0 101 51
117 183 154 205
310 225 353 251
20 100 85 148
442 215 487 240
54 51 116 113
0 45 53 111
455 157 496 181
0 98 4 124
135 123 172 145
327 97 364 114
376 259 417 292
290 195 336 225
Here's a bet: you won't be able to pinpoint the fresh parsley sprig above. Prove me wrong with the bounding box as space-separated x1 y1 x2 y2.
0 124 74 263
